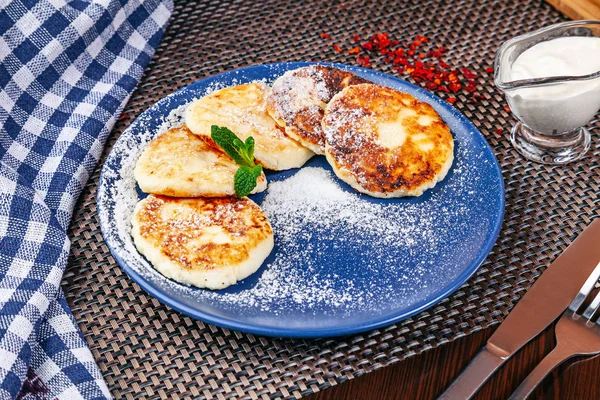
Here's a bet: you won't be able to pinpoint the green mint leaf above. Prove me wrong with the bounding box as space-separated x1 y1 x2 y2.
233 137 254 166
249 164 262 179
211 125 251 166
232 137 244 148
234 165 263 198
245 136 255 161
211 126 263 198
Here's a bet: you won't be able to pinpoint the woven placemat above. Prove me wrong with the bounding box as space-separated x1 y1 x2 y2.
62 0 600 398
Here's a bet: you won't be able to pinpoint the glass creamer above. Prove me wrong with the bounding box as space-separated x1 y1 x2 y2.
495 21 600 164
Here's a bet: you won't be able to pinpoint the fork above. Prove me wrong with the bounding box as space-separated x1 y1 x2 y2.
509 260 600 400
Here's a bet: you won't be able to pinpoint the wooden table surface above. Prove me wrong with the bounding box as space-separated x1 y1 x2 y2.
307 319 600 399
544 0 600 20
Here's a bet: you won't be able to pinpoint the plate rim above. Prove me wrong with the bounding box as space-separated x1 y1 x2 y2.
98 61 505 338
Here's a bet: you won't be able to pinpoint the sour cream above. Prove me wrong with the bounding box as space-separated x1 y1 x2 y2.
506 37 600 134
511 37 600 80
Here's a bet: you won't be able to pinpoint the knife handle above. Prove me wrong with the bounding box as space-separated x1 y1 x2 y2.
438 346 506 400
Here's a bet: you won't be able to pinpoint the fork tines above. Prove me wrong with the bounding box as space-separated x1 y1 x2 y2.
569 261 600 323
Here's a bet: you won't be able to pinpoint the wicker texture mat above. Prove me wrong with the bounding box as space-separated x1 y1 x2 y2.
62 0 599 398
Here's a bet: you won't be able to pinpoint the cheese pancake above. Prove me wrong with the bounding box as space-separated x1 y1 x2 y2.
131 195 274 290
185 83 314 170
267 65 369 154
134 126 267 197
323 83 454 198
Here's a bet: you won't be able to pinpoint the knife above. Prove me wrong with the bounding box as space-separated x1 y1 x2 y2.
439 219 600 399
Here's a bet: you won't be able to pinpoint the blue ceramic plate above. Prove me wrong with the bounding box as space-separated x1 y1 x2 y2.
97 62 504 338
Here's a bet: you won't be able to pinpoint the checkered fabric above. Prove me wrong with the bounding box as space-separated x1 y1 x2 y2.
0 0 172 398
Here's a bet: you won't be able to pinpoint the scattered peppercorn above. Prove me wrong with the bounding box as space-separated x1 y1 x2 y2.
357 55 371 67
448 83 461 93
464 82 477 93
495 128 503 135
320 31 487 103
460 67 477 79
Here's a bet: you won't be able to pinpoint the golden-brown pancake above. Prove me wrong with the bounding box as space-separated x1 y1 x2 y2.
134 126 267 197
131 195 274 290
267 65 369 154
185 82 314 170
323 83 454 198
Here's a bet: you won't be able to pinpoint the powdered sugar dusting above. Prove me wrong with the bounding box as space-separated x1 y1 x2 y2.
270 66 330 122
262 167 441 250
97 63 504 325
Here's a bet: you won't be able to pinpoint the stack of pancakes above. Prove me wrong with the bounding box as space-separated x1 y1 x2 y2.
131 65 454 290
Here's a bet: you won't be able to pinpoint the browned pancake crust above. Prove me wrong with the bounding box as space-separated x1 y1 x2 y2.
323 83 453 195
267 66 369 151
134 195 273 271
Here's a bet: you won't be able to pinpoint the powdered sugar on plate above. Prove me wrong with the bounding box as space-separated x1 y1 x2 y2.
97 63 504 331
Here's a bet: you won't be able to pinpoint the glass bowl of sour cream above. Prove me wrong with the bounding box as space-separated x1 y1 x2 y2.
494 20 600 164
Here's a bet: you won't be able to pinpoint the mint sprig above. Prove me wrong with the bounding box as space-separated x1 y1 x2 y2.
211 125 263 198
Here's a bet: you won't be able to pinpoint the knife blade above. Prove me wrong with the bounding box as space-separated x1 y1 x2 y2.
439 219 600 399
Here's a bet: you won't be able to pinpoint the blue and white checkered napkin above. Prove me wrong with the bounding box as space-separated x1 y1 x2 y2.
0 0 172 398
